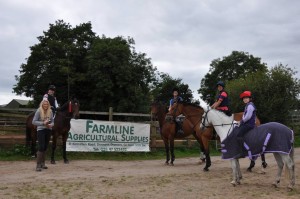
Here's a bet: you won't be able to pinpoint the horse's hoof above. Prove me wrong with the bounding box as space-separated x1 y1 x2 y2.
203 167 209 172
64 160 69 164
247 168 252 172
287 184 294 191
272 183 278 188
237 181 241 185
164 162 169 166
51 160 56 164
262 162 268 168
169 163 174 166
230 181 237 187
200 158 206 163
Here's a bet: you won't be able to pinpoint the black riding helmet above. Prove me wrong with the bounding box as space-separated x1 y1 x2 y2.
172 87 180 94
48 85 56 91
216 81 225 88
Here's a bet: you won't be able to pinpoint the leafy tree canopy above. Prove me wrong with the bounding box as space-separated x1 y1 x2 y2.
226 64 300 124
13 20 158 112
198 51 268 105
150 72 199 106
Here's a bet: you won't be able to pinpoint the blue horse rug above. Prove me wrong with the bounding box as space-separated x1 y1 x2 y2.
221 122 294 160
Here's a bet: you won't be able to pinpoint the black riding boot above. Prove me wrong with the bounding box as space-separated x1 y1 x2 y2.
176 122 184 134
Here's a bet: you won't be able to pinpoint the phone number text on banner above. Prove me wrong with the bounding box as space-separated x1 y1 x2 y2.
67 119 150 152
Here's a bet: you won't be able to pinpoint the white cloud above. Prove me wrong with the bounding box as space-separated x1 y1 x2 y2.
0 0 299 105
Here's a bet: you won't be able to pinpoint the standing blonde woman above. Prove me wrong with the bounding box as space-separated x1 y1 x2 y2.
32 99 54 171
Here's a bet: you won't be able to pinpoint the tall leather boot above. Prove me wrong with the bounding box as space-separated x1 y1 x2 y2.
41 152 48 169
36 151 42 172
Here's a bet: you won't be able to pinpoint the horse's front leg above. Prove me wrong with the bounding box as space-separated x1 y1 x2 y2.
236 159 242 181
51 135 57 164
170 137 175 166
163 138 170 165
62 134 69 164
230 159 240 186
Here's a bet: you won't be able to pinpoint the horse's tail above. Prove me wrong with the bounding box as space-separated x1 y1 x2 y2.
25 112 34 146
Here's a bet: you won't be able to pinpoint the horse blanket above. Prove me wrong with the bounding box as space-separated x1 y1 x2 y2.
221 122 294 160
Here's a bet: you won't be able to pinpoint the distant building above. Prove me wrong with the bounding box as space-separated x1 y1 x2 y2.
5 99 30 109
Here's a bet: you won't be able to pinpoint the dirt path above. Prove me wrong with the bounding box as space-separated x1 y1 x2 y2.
0 148 299 199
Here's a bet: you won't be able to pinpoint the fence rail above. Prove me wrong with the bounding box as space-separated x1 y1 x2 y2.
1 107 299 149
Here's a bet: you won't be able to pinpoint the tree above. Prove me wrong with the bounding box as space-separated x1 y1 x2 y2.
13 20 96 106
198 51 268 105
84 36 157 112
13 20 157 112
150 72 199 105
226 64 300 124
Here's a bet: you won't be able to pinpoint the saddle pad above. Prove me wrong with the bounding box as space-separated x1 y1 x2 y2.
221 122 294 160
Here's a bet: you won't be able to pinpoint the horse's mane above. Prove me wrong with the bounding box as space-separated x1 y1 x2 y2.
177 101 204 110
59 101 69 112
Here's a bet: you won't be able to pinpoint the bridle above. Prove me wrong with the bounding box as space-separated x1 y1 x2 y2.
169 103 203 130
201 109 237 137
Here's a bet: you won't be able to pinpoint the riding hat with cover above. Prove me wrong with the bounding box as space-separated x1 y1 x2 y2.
48 85 56 91
240 91 252 99
216 81 225 88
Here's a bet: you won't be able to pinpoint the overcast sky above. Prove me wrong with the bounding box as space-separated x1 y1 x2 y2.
0 0 299 106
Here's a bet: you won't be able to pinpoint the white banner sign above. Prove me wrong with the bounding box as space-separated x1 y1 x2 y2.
67 119 150 152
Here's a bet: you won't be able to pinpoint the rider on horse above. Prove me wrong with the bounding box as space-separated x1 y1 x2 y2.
43 85 59 114
211 81 232 116
236 91 256 157
169 88 184 134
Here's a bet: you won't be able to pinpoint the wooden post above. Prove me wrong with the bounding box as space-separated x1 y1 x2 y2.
109 107 113 121
150 121 158 151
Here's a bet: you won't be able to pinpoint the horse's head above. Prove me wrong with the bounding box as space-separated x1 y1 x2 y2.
167 101 184 118
69 98 80 119
150 101 167 121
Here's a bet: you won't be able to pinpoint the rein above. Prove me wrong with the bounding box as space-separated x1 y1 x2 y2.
202 109 238 138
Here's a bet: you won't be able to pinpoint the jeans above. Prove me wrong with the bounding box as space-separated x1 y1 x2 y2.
37 129 51 152
237 124 253 138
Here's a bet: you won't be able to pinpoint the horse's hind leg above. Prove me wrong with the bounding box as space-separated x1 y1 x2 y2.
31 131 37 158
51 135 57 164
236 159 242 181
282 153 295 190
62 134 69 164
247 160 255 172
272 153 284 188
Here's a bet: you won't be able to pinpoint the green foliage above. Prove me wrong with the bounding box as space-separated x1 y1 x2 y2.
226 64 300 123
150 72 199 105
14 20 97 107
13 20 157 112
198 51 267 105
84 36 156 112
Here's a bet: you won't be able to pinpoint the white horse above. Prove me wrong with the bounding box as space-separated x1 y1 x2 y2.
200 108 295 190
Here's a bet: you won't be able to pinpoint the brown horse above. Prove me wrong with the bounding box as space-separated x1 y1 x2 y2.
151 101 212 169
26 98 80 164
165 101 267 171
